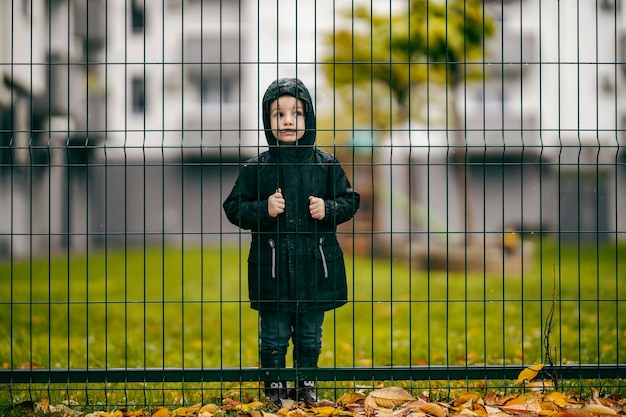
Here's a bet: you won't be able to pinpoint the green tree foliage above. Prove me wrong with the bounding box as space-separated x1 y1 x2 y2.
322 0 494 130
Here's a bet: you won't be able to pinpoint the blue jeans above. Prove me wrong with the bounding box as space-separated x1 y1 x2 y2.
259 310 324 369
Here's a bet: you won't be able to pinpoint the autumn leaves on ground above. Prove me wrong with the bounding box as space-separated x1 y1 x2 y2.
9 384 626 417
7 366 626 417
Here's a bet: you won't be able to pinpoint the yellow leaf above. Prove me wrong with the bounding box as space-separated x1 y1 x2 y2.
235 402 265 411
552 410 594 417
152 407 172 417
453 393 482 408
504 397 530 406
124 410 144 417
517 364 544 383
337 392 366 405
418 401 447 417
173 406 198 416
200 404 220 413
458 409 478 416
546 393 570 409
286 409 310 417
310 406 354 416
501 403 542 414
540 402 561 412
38 398 50 413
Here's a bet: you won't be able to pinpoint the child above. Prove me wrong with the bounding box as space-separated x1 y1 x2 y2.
223 78 360 407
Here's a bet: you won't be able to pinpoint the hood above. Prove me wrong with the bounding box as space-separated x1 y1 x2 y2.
262 78 316 148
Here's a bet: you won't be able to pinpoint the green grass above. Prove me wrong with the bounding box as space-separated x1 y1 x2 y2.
1 237 625 407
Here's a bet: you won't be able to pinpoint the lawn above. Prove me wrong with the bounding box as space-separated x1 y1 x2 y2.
1 237 625 406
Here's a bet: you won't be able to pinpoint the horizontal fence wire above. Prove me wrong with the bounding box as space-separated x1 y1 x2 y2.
1 365 624 385
1 0 625 409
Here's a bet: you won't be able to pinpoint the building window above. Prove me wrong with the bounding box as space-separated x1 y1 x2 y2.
131 76 146 113
200 73 239 104
131 0 145 33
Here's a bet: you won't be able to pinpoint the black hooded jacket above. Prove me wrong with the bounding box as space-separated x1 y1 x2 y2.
223 78 360 313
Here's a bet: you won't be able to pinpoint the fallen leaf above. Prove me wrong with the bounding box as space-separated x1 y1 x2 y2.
595 398 621 411
517 364 545 383
473 403 488 416
366 387 415 410
483 393 500 407
418 401 447 417
500 402 542 414
540 402 562 412
338 392 366 406
552 410 594 417
200 404 220 414
364 394 380 414
504 397 533 406
173 404 200 416
235 402 265 411
582 404 617 415
310 406 354 416
525 379 555 392
546 392 570 408
453 393 482 408
152 407 172 417
49 404 81 416
286 408 310 417
483 405 502 415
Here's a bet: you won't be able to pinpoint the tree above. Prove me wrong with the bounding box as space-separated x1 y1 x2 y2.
322 0 494 244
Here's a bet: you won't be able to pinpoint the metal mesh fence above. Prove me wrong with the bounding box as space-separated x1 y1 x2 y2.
0 0 625 410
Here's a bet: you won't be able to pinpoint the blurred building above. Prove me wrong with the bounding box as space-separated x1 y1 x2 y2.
376 0 626 254
1 0 624 259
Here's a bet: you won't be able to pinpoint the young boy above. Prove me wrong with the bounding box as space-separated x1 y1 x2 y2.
223 78 360 407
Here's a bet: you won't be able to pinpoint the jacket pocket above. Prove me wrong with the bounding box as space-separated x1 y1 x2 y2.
248 239 277 278
314 237 344 279
247 241 279 302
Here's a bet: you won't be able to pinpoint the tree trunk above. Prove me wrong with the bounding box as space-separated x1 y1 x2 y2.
450 81 474 245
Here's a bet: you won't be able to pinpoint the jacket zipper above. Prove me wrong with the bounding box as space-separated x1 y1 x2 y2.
268 238 276 279
318 237 329 278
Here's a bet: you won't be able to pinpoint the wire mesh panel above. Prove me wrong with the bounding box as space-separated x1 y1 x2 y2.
0 0 625 411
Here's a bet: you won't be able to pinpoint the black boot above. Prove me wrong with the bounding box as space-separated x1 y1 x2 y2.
264 381 288 409
293 348 320 405
261 349 288 408
297 380 318 405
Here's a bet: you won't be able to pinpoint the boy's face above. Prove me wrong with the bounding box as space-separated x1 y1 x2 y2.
269 96 306 143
